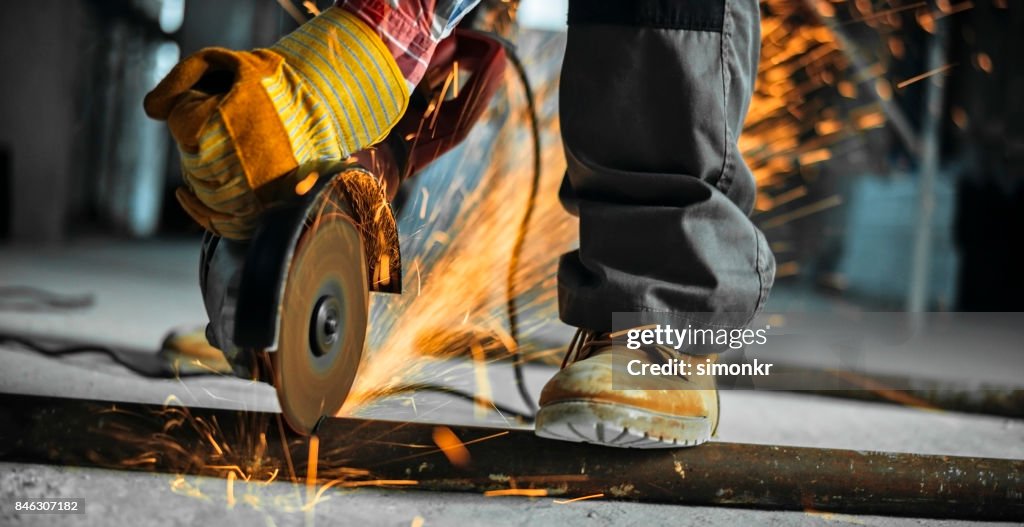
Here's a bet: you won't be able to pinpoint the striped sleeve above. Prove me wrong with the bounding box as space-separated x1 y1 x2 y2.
271 7 409 156
336 0 481 88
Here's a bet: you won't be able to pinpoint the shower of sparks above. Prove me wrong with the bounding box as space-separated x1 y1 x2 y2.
99 395 437 516
97 0 975 509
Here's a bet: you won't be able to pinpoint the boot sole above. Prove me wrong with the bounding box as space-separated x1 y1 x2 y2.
534 400 711 449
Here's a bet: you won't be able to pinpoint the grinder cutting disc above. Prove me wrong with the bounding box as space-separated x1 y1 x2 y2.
273 206 369 435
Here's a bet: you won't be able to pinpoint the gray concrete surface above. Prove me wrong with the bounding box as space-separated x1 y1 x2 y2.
1 240 1023 526
0 462 1012 527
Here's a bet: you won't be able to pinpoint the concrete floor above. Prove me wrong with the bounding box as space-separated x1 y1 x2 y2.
1 240 1022 526
0 462 1005 527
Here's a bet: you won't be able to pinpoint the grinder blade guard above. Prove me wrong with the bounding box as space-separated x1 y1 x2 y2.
232 167 398 435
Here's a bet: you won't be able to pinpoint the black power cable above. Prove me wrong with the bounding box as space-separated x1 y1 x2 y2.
0 333 166 378
502 38 543 417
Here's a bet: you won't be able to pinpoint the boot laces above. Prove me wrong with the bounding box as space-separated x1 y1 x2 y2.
560 329 612 369
560 327 694 382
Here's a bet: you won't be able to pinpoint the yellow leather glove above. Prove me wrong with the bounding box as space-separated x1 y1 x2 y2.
144 7 409 239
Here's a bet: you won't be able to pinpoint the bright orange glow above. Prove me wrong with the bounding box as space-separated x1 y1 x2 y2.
432 426 472 468
484 489 549 497
976 53 993 73
295 172 320 195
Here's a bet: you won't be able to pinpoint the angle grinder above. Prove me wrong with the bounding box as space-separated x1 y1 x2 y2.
195 28 507 435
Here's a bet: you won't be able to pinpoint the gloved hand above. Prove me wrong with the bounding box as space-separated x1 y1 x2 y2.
144 6 409 239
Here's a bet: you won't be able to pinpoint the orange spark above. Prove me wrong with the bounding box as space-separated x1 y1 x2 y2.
295 172 319 196
773 186 809 208
875 79 893 100
338 480 419 488
839 81 856 99
976 53 992 73
855 110 886 130
470 342 493 419
762 195 843 229
204 431 224 456
226 471 236 508
484 489 549 498
376 253 392 287
554 493 605 504
306 435 319 506
432 426 471 468
302 1 321 16
799 149 832 165
896 64 957 89
935 1 975 18
843 2 927 25
775 261 801 278
453 60 460 99
828 369 940 411
951 107 968 129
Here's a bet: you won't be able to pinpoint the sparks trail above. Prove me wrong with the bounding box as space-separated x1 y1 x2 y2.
553 493 604 504
838 2 928 25
761 195 844 229
896 63 957 89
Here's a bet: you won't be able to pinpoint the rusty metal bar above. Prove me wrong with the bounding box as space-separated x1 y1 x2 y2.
0 392 1021 520
718 363 1024 418
805 384 1024 417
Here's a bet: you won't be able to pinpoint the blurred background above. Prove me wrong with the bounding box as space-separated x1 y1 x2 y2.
0 0 1020 317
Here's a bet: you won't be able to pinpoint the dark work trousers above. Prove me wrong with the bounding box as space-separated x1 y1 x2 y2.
556 0 775 338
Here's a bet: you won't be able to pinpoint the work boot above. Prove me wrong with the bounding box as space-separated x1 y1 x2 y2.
535 330 719 448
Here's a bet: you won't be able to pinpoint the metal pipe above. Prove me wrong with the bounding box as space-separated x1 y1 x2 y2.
0 393 1021 520
718 362 1024 418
